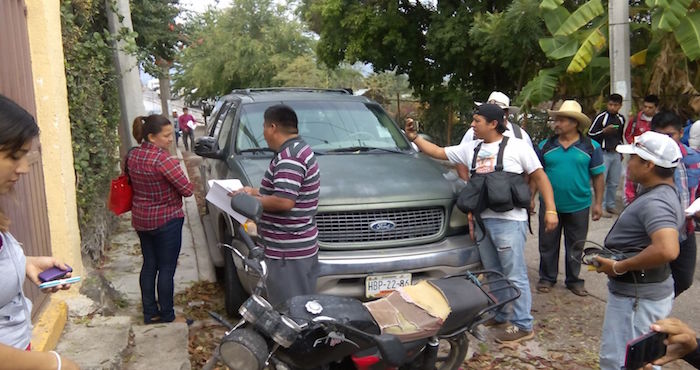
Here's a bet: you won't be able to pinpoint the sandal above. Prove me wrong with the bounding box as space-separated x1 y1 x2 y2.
568 285 589 297
536 281 553 293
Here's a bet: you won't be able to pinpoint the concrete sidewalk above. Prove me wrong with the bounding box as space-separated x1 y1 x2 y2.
52 145 214 370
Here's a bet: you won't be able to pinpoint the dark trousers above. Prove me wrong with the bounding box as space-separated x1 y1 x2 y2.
182 130 194 151
264 255 319 307
137 217 184 322
538 207 589 288
671 231 696 297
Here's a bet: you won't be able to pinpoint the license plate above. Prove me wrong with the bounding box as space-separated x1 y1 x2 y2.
365 273 412 298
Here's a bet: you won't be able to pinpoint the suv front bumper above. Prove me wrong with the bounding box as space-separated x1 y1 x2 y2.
315 234 481 299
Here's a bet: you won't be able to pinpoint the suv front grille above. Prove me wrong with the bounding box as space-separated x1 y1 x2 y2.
316 207 445 244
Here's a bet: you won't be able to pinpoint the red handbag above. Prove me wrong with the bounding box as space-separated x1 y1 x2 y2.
108 148 135 215
108 174 133 215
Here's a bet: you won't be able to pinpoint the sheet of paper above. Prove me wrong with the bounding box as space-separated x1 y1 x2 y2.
686 196 700 216
205 179 247 223
187 120 196 130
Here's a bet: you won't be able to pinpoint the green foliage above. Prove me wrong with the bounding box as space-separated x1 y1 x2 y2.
553 0 604 36
130 0 181 76
61 0 121 260
567 21 607 73
272 55 364 90
674 10 700 60
303 0 548 144
173 0 312 99
648 0 692 32
515 67 562 108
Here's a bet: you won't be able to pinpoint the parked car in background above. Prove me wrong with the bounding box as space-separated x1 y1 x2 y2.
195 88 479 316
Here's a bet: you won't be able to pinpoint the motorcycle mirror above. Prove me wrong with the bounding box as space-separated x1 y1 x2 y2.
230 193 263 222
370 334 406 367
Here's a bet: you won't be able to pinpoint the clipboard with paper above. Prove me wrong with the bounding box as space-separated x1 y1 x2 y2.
205 179 247 223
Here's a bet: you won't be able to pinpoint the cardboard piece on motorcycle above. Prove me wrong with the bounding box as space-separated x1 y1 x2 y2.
363 281 449 342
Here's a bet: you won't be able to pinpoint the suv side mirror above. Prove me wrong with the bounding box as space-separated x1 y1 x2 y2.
194 136 224 159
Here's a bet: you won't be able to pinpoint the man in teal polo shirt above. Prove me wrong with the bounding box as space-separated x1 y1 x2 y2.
535 100 605 296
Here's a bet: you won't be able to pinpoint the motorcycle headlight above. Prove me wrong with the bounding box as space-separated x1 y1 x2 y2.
220 328 268 370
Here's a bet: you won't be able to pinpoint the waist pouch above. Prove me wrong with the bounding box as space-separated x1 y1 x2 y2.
457 172 530 214
613 264 671 284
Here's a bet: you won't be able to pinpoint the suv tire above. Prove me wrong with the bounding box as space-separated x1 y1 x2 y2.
223 238 249 317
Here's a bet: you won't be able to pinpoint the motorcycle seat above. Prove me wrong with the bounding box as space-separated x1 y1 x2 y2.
428 277 490 335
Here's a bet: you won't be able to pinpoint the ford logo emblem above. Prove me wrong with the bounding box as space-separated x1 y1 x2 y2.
369 220 396 231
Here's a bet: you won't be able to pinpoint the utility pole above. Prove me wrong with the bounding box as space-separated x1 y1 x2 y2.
609 0 632 121
105 0 143 156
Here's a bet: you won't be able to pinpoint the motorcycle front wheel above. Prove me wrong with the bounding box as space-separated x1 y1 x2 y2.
435 334 469 370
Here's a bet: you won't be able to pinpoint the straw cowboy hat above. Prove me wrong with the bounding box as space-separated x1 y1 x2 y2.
547 100 591 130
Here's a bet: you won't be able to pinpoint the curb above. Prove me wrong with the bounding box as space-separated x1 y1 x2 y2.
30 297 67 351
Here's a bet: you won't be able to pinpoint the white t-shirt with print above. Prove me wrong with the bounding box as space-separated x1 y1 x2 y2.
445 137 541 221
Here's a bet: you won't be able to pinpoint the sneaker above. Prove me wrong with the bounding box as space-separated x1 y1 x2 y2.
601 211 613 218
493 325 535 344
606 207 620 215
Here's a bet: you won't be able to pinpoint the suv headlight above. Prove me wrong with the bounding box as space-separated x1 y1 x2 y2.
448 205 468 230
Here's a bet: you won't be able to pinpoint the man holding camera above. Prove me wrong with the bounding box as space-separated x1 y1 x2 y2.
405 104 558 344
594 131 683 370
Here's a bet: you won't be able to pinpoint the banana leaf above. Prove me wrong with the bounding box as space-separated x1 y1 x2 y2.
516 68 561 107
539 37 579 59
567 23 607 73
650 0 692 32
543 7 571 34
540 0 564 11
554 0 605 36
674 11 700 60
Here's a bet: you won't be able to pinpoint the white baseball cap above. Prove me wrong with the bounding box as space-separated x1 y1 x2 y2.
475 91 513 110
616 131 682 168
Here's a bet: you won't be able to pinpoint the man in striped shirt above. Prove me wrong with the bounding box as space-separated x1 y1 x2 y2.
236 104 320 306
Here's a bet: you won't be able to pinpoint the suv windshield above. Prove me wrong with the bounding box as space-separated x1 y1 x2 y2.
235 101 411 153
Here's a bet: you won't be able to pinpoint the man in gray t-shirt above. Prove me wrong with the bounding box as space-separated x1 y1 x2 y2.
594 131 683 370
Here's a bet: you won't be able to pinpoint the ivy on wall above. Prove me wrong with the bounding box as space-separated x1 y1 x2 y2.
61 0 121 260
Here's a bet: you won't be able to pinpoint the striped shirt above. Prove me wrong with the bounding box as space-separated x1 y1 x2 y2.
259 136 320 259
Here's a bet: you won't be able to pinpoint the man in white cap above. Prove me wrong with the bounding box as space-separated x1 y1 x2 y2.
534 100 604 297
456 91 533 180
405 104 559 344
594 131 683 370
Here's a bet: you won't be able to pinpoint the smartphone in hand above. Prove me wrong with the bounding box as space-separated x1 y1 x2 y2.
624 331 668 369
38 276 81 290
38 264 72 282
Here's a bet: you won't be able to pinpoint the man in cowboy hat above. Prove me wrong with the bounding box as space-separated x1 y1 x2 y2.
456 91 533 180
534 100 605 297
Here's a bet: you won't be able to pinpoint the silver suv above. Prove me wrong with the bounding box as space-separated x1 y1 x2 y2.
195 88 479 316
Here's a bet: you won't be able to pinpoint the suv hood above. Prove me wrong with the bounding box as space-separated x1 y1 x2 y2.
234 153 460 206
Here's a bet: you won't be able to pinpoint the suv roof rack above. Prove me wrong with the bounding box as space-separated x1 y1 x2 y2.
230 87 353 95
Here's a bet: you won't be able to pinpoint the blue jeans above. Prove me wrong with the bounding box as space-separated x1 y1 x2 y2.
137 217 184 323
599 291 673 370
602 152 622 210
477 218 533 331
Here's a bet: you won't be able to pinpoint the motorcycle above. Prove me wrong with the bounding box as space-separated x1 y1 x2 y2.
203 193 520 370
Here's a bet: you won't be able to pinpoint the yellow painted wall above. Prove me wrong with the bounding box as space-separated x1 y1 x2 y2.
25 0 84 280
